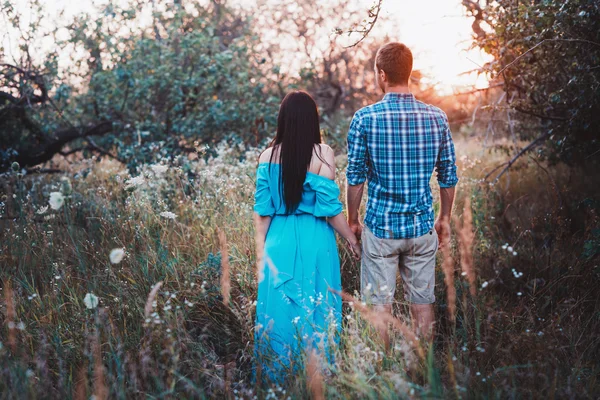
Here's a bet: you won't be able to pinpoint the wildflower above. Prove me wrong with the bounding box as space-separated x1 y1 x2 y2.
502 243 508 250
512 251 518 256
160 211 177 220
109 248 125 264
151 164 168 175
517 292 522 296
125 175 145 188
16 321 25 330
481 281 489 288
507 246 513 252
48 192 65 210
83 293 99 309
36 205 48 215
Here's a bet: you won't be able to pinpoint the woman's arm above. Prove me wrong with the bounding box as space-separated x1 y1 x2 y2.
254 213 272 268
317 145 361 259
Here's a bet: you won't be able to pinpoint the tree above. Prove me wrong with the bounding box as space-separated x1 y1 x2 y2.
0 0 279 172
465 0 600 168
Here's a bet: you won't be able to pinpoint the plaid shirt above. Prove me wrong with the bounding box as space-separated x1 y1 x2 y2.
346 92 458 239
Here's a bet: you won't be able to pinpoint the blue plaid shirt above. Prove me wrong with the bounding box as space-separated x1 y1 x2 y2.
346 92 458 239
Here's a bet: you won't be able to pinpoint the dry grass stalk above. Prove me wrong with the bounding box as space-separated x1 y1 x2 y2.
440 219 457 323
331 289 424 360
93 335 108 400
73 363 88 400
218 228 231 305
455 197 476 296
144 281 163 318
4 281 16 352
306 349 324 400
447 350 459 399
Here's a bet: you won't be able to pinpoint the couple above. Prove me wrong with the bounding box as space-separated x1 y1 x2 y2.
253 42 458 378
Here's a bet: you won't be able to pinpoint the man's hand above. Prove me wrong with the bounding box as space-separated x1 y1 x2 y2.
434 216 451 250
348 220 363 239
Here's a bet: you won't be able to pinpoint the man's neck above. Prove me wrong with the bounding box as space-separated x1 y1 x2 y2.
384 85 411 94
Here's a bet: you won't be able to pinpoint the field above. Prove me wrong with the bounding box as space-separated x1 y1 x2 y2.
1 136 598 399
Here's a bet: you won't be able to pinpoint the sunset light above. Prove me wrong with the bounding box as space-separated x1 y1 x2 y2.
2 0 598 397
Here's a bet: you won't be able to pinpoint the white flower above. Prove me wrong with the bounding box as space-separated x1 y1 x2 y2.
83 293 99 309
36 205 49 215
151 164 168 175
125 175 145 188
481 281 489 288
512 251 518 256
48 192 65 210
507 246 513 252
160 211 177 220
109 248 125 264
291 316 300 324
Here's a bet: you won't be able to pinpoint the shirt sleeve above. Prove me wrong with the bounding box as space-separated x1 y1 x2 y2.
436 114 459 188
346 113 367 186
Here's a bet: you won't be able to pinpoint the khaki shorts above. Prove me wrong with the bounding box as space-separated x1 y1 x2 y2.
361 226 438 305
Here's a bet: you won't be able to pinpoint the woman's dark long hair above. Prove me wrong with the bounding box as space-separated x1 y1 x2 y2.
268 91 325 213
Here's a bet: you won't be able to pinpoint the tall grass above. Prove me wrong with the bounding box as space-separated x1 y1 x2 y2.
0 140 598 398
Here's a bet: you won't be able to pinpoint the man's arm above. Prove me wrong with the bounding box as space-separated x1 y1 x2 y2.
346 113 367 236
347 182 365 236
434 114 459 247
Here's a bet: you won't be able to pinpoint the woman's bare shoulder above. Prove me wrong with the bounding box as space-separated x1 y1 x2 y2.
259 147 273 163
316 144 335 179
318 143 334 155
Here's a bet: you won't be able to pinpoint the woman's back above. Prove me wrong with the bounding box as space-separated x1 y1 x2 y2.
259 143 335 180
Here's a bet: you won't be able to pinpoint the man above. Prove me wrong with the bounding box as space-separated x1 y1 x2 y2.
346 42 458 340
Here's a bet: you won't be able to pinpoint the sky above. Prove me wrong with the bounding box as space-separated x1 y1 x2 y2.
375 0 492 92
3 0 492 94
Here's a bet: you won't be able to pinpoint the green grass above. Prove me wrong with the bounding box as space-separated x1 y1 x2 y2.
0 141 598 399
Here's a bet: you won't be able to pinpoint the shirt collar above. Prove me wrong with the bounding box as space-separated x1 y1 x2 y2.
383 92 415 102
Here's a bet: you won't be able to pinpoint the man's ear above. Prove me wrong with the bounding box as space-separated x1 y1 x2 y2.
379 69 386 83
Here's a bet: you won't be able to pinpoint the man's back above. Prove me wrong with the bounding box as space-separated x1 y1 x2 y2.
346 92 458 239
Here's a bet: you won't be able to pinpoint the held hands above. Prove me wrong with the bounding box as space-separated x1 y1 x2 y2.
347 220 363 260
346 238 361 260
348 220 363 238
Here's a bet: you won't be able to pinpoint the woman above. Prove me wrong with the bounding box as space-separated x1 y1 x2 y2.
253 91 360 380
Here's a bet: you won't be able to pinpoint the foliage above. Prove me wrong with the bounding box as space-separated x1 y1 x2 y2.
0 141 599 398
0 0 279 172
467 0 600 163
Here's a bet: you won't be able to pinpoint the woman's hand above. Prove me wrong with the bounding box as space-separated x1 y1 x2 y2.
347 238 361 260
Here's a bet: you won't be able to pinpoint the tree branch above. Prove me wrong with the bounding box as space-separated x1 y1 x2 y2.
485 131 552 183
341 0 382 48
495 39 600 77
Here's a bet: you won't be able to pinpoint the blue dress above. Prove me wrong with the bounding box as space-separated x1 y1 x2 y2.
253 162 343 380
